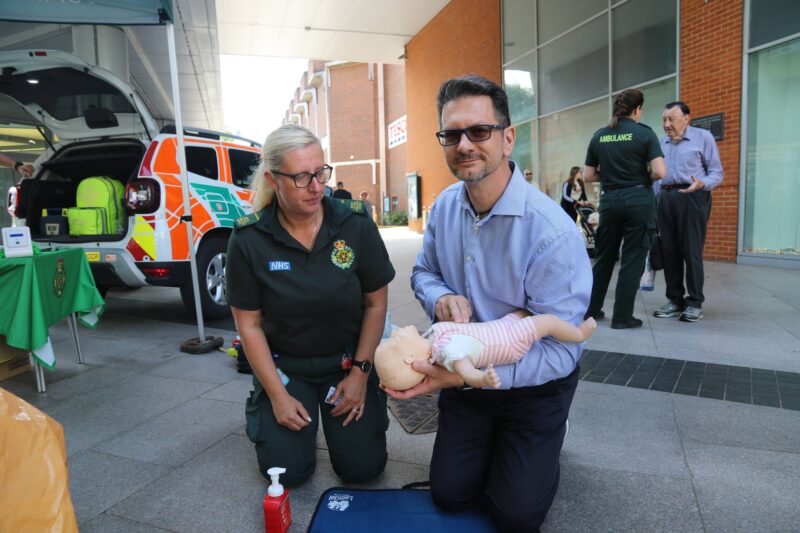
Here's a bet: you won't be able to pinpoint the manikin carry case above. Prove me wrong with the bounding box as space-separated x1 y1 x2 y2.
75 176 124 234
308 486 495 532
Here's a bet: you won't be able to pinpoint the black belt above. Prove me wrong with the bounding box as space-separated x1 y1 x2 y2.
660 183 691 191
602 183 645 192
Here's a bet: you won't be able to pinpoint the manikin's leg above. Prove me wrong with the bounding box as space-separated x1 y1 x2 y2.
528 315 596 343
452 359 501 389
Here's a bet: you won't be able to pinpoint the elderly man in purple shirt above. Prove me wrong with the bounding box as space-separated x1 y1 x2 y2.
653 101 723 323
384 75 591 532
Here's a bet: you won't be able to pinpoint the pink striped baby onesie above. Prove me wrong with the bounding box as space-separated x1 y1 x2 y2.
429 313 539 371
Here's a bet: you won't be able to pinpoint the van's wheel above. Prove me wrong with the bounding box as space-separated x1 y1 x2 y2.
96 285 109 298
180 236 231 320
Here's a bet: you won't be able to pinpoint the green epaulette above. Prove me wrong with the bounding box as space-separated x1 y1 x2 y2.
332 198 367 216
234 211 262 228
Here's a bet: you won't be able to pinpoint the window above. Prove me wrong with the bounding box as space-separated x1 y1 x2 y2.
503 0 537 63
229 149 260 187
510 120 537 183
538 99 607 203
612 0 677 91
743 38 800 256
537 0 606 44
504 55 537 123
637 78 677 133
186 146 218 180
538 14 608 114
749 0 800 48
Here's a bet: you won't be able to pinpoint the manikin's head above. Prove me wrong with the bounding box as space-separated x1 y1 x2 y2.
374 326 432 390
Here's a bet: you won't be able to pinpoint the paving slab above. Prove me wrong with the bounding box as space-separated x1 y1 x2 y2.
544 464 704 533
68 450 170 526
564 382 688 478
684 442 800 532
46 373 218 457
94 397 246 466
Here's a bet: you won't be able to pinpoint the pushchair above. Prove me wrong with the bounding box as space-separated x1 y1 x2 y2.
576 203 598 258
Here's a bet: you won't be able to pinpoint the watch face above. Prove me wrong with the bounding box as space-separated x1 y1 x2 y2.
356 360 372 373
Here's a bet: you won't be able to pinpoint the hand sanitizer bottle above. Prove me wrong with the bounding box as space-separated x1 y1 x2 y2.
263 467 291 533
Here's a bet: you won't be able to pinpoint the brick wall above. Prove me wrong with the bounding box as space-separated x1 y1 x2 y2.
680 0 743 261
329 63 379 200
404 0 502 232
385 64 408 214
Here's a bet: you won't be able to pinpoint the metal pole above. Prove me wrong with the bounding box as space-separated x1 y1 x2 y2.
167 21 206 342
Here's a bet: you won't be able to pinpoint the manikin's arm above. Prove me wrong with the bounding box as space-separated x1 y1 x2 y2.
452 360 500 389
528 314 596 343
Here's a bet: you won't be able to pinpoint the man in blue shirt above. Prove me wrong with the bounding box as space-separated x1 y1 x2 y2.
653 101 723 323
384 75 592 532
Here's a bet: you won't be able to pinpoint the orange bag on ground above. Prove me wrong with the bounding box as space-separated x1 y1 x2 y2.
0 387 78 532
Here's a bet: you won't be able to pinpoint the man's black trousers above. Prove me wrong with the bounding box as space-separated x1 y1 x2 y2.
657 189 711 308
429 366 579 532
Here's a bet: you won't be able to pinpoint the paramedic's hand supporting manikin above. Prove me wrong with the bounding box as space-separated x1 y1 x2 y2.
0 153 34 177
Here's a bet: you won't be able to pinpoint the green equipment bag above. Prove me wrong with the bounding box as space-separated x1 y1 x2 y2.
75 176 125 234
67 207 108 235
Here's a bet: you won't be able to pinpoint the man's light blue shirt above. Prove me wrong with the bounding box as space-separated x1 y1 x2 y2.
411 162 592 388
661 125 724 190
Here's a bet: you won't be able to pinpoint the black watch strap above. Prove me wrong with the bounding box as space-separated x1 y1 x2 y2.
14 161 23 170
352 359 372 373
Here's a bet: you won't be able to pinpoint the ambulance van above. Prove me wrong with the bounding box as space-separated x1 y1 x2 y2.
2 50 260 319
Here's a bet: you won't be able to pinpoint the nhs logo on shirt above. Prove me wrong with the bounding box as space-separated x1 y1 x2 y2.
268 261 291 272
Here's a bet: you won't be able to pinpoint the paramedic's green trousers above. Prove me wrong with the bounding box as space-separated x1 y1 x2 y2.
245 352 389 487
586 186 656 323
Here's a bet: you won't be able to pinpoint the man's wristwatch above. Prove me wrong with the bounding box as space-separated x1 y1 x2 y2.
14 161 23 171
351 359 372 374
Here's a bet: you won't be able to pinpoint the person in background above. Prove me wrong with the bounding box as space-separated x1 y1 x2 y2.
384 74 591 532
582 88 666 329
332 181 352 199
523 168 534 183
560 166 588 222
652 101 723 323
227 124 395 487
0 153 34 177
359 190 376 223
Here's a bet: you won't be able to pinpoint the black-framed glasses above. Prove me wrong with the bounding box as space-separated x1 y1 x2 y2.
273 164 333 188
435 124 507 146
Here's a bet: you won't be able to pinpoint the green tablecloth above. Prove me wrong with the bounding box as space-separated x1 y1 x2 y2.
0 247 104 369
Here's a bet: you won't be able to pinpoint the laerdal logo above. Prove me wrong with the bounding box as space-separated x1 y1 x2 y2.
326 493 353 511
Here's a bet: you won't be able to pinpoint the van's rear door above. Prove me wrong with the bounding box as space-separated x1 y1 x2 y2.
0 49 156 142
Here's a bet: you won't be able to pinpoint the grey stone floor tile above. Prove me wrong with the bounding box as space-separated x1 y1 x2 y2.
544 464 703 533
94 397 246 466
385 416 436 466
43 373 218 457
201 374 253 403
109 434 265 533
148 351 240 384
673 395 800 452
684 442 800 532
68 450 170 526
81 513 176 533
563 383 689 478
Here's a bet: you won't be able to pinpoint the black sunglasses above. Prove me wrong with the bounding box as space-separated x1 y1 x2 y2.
435 124 507 146
273 165 333 188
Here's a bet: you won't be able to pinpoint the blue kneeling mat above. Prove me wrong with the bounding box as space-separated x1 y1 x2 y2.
308 487 495 532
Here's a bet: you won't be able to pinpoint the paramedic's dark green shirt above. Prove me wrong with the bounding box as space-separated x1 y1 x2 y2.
585 118 663 188
226 197 395 357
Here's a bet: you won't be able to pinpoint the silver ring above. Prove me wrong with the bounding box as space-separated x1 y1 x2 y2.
352 408 359 413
